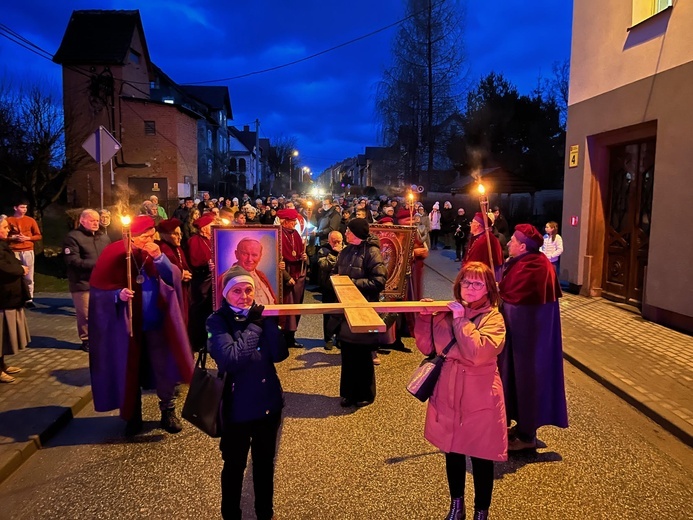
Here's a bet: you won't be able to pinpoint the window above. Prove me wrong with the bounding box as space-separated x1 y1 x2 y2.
239 158 247 173
208 159 213 175
129 49 141 65
230 158 237 172
632 0 672 26
207 129 213 149
144 121 156 135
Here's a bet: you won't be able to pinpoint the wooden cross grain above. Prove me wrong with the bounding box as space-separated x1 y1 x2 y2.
262 274 452 333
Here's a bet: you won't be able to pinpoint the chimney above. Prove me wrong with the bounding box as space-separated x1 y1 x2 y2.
244 125 250 132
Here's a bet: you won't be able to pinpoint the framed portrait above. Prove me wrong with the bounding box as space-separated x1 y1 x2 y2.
211 225 282 310
369 225 415 300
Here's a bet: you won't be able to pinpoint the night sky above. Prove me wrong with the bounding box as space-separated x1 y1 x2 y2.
0 1 573 174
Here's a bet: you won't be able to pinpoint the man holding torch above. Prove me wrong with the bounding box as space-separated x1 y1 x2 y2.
88 215 193 437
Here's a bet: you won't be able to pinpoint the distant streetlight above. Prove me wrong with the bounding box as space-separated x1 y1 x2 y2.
288 150 299 191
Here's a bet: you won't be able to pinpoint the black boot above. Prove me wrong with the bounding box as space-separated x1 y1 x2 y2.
444 498 465 520
472 510 489 520
284 330 303 348
160 408 183 433
124 398 143 437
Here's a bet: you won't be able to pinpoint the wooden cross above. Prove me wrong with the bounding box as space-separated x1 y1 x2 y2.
262 275 451 332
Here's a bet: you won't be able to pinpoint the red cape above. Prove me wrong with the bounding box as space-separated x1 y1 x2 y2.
464 232 503 270
499 251 562 305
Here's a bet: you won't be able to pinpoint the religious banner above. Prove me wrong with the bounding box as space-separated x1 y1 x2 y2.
369 225 415 300
211 225 282 310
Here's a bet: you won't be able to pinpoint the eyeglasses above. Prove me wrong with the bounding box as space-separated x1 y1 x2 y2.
461 279 485 290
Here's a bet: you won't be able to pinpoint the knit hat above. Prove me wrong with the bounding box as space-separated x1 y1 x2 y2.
156 218 182 234
347 218 370 240
277 209 299 220
221 265 255 299
130 215 155 236
432 202 440 210
193 213 215 229
513 224 544 250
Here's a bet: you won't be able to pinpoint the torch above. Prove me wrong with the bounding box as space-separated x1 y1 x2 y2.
477 183 495 277
408 191 414 226
120 215 133 337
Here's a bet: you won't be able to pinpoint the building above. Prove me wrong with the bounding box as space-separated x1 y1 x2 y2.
563 0 692 332
53 10 201 216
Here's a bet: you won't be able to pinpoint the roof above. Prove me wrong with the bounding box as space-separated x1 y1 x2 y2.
180 86 233 118
229 126 257 151
449 167 538 194
53 10 150 67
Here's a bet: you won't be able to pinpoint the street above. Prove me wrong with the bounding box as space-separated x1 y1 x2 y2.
0 265 691 520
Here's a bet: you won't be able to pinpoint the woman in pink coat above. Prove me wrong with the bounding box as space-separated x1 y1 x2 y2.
415 261 507 520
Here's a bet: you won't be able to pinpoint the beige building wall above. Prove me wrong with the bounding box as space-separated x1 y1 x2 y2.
564 1 693 331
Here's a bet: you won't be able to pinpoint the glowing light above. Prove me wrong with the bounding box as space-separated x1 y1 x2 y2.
478 184 486 195
221 218 230 226
408 192 414 201
120 215 132 226
307 200 313 208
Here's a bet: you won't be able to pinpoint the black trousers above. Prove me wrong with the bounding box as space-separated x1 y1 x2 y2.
220 412 282 520
445 452 494 510
455 236 467 260
339 341 376 403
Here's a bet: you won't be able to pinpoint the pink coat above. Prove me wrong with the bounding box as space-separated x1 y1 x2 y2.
414 304 508 461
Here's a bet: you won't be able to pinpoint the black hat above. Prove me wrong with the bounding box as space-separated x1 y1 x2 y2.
347 218 370 240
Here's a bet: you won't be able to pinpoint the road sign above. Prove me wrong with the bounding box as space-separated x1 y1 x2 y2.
82 126 121 165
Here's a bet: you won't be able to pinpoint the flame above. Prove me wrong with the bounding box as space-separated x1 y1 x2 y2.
221 218 230 226
408 192 414 200
478 184 486 195
307 201 313 208
120 215 132 226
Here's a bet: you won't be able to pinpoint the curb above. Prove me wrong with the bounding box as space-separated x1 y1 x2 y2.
0 389 93 486
562 352 692 448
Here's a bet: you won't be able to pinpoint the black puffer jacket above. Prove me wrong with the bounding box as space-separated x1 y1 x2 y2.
63 225 111 292
332 235 386 302
0 241 29 310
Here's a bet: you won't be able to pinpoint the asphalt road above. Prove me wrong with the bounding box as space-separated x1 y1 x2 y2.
1 267 692 520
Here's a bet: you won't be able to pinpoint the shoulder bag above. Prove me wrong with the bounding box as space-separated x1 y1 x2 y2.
182 346 226 437
406 337 456 402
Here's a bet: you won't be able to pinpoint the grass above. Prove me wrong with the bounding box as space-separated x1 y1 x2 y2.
35 271 69 293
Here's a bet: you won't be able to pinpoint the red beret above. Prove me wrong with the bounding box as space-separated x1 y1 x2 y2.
395 209 410 221
513 224 543 250
277 208 299 220
130 215 155 236
193 213 216 229
378 216 394 224
156 218 182 234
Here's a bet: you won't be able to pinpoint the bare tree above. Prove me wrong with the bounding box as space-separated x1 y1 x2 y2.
267 135 300 194
0 82 83 229
376 0 467 184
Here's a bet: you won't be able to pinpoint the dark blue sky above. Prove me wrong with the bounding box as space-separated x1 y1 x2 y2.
0 1 573 174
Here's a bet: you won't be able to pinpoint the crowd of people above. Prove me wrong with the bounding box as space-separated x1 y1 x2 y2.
0 191 567 520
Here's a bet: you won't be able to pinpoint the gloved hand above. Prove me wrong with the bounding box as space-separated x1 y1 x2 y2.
247 303 265 328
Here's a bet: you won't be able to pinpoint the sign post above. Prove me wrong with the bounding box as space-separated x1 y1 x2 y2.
82 126 121 209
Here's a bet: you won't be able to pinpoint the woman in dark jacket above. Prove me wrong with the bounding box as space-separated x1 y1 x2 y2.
331 218 387 407
0 215 31 383
206 265 288 520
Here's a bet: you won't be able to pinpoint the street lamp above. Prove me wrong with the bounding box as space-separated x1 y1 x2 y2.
288 150 299 191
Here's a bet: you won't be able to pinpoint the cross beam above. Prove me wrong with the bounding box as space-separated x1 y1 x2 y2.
262 275 452 333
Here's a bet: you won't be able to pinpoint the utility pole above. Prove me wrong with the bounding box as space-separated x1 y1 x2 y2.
255 119 261 193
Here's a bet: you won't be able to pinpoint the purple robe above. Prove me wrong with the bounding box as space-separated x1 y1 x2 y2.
498 300 568 432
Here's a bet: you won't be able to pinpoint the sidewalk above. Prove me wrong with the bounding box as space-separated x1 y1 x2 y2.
425 248 693 447
0 293 92 485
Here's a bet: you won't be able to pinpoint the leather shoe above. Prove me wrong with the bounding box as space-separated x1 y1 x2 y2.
508 437 537 451
0 371 16 384
80 341 90 352
355 400 373 408
160 408 183 433
4 366 21 375
124 416 143 437
340 398 354 407
323 340 334 351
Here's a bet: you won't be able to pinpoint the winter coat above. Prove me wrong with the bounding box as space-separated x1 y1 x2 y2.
429 210 441 231
315 206 342 246
440 208 456 233
63 225 111 292
414 303 508 461
206 301 289 424
0 241 29 310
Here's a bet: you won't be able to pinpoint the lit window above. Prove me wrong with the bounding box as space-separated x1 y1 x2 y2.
162 98 174 105
632 0 672 26
144 121 156 135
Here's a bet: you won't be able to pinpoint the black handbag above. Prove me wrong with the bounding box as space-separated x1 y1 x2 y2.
406 338 456 402
182 347 226 438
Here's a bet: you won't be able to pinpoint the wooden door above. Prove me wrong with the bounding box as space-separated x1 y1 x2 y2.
603 140 655 306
